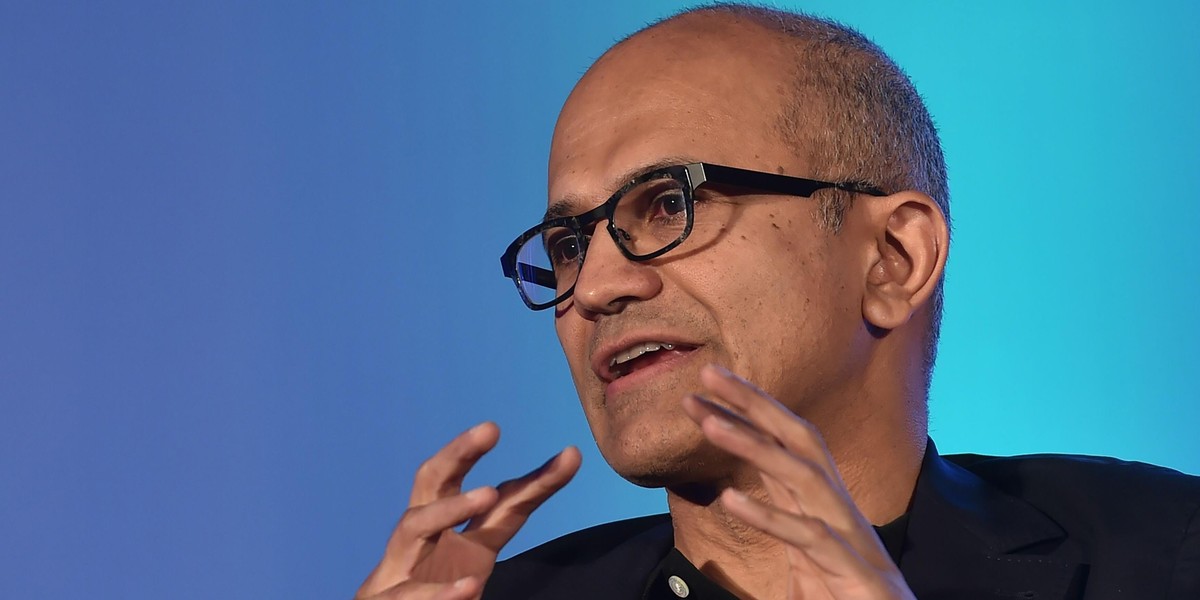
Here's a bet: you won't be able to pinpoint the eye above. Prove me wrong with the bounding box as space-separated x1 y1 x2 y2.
613 176 690 234
545 231 584 267
649 189 687 218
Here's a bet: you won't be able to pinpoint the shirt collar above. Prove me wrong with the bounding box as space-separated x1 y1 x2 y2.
641 514 911 599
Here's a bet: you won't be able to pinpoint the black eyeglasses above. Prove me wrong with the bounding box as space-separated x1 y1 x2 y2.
499 162 885 310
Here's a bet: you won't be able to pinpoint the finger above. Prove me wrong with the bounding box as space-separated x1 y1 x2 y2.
364 575 482 600
679 390 761 434
721 488 891 585
463 446 582 550
687 381 898 572
411 422 501 506
693 408 841 514
681 391 787 500
760 471 802 514
396 487 500 548
361 487 498 597
696 408 885 556
698 365 835 472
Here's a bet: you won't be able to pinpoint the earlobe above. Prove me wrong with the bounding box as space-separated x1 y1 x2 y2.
861 192 949 331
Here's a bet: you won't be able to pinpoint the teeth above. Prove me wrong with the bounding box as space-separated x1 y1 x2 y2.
610 342 676 367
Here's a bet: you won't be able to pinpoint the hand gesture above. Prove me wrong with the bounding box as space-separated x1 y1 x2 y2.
356 422 581 600
682 365 915 600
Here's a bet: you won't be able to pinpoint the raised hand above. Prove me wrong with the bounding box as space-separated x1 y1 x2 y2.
681 365 915 600
356 422 581 600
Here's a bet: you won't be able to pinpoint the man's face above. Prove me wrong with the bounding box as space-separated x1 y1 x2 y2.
548 24 875 486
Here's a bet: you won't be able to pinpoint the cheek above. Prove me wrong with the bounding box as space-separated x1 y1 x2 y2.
689 220 845 381
554 315 592 383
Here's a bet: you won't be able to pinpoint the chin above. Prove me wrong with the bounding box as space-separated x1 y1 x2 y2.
578 363 728 486
596 430 733 489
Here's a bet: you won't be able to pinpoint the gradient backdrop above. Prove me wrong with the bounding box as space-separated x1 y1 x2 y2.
2 1 1198 598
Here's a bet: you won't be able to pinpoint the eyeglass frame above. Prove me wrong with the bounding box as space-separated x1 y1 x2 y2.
499 161 887 311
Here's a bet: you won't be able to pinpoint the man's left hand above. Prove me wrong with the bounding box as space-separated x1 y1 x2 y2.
680 364 916 600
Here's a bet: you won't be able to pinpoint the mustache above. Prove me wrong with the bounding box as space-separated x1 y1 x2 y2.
587 309 711 357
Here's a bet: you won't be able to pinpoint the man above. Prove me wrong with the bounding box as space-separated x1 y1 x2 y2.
358 5 1200 599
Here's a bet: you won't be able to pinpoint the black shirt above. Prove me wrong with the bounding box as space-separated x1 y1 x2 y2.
641 514 910 599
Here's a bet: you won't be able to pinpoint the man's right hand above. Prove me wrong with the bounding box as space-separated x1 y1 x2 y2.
356 422 581 600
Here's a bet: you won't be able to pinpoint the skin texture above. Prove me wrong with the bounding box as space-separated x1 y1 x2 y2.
359 11 949 600
681 365 917 599
547 14 947 600
549 20 871 487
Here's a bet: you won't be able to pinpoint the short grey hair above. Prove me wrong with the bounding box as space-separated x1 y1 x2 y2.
633 3 951 387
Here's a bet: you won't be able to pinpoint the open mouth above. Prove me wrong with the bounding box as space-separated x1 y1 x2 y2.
608 342 697 380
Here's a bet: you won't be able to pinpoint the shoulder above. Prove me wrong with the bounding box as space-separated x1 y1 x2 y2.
946 451 1200 545
946 451 1200 504
484 514 672 600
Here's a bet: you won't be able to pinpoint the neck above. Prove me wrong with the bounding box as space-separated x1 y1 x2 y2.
667 482 783 599
666 406 926 599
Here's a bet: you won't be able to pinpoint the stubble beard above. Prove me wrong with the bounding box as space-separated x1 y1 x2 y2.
587 380 739 490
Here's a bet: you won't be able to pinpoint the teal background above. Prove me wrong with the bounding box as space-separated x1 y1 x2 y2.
1 1 1197 597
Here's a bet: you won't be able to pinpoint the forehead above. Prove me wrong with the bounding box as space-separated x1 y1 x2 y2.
547 20 800 213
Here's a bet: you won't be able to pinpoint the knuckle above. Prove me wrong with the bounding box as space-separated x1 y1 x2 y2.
395 508 421 536
397 501 441 534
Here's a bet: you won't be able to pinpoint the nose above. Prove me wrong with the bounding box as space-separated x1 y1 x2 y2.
570 223 662 318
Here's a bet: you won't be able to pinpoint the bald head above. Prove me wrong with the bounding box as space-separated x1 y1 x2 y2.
551 12 798 188
612 5 949 221
544 4 950 484
553 4 949 386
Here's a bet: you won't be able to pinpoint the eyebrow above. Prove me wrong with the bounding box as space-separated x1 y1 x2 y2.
543 155 697 222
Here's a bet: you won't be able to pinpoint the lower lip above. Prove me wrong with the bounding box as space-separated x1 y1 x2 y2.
604 347 700 398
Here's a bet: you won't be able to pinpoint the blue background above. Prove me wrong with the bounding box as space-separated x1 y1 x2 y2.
2 1 1197 598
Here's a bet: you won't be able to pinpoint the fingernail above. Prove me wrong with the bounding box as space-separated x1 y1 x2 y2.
453 576 474 589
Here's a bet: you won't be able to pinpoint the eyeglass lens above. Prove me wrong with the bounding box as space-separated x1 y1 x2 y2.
514 171 691 306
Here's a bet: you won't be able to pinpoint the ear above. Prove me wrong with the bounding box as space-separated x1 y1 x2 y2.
861 191 949 331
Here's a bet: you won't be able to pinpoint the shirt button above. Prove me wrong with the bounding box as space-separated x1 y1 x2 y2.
667 575 690 598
